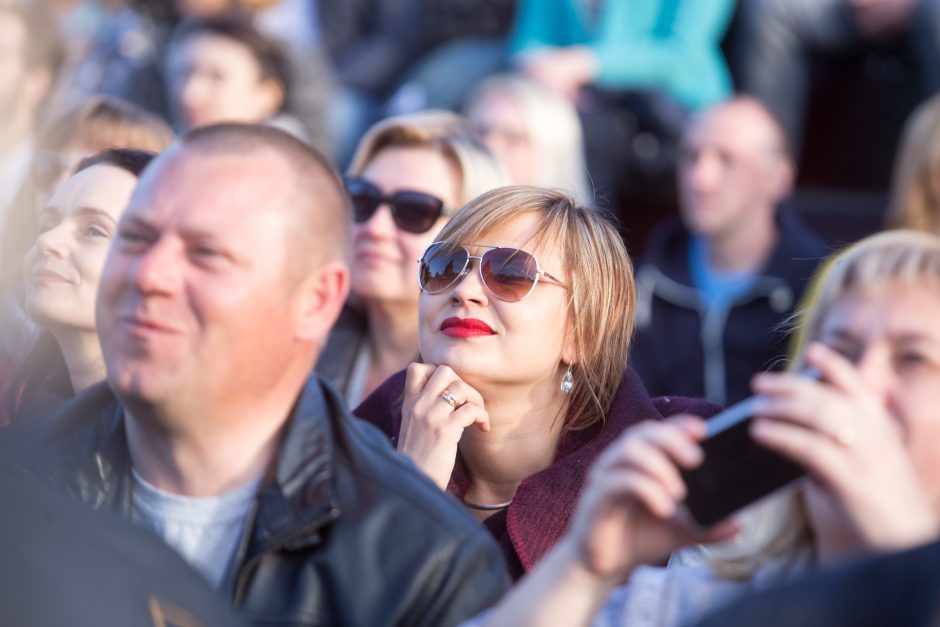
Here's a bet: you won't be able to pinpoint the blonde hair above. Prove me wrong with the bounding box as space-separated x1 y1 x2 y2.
707 229 940 580
465 75 592 204
348 110 508 205
434 185 634 433
39 95 175 155
887 94 940 233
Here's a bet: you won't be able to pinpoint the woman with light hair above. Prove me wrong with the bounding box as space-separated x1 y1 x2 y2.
471 229 940 626
465 75 592 204
316 110 509 405
886 94 940 234
34 95 174 195
354 186 718 578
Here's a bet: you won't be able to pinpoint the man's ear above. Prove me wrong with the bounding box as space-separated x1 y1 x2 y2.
292 261 350 344
767 156 795 203
257 77 286 120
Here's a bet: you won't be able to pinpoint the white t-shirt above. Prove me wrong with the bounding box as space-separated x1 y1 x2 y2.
130 469 262 589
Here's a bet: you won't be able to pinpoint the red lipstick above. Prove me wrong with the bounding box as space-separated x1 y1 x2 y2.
440 317 496 338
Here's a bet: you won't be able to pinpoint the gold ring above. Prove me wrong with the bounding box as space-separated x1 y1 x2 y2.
440 389 460 409
834 424 858 447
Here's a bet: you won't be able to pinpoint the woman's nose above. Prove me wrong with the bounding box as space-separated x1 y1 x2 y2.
449 257 489 306
35 223 69 258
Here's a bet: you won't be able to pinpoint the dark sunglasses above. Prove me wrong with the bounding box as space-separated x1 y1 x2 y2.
418 241 567 302
345 177 448 234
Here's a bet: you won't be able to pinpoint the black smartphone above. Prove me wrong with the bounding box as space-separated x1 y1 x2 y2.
679 368 819 528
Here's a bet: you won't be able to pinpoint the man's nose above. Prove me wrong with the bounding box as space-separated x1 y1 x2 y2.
130 238 183 295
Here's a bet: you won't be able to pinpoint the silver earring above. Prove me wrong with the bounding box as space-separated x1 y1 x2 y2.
561 364 574 394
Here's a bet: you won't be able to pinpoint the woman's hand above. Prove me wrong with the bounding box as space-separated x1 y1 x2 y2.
751 342 939 551
398 363 490 489
562 416 739 583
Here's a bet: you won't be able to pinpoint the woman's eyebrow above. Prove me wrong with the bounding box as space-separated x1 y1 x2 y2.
73 207 118 225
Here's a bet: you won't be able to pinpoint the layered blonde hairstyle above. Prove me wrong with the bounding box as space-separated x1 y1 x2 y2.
887 94 940 233
706 230 940 580
432 185 634 433
348 110 508 206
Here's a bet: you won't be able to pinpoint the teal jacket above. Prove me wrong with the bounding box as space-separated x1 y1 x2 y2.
510 0 736 110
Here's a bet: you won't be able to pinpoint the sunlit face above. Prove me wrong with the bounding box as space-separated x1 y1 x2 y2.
23 164 139 332
817 279 940 503
168 33 281 130
96 148 304 411
468 93 535 185
351 146 461 308
418 212 573 392
677 107 782 239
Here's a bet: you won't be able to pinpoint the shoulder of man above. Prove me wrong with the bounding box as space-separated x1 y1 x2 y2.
0 381 120 484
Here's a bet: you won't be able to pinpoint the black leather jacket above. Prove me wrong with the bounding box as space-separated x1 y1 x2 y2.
2 376 510 626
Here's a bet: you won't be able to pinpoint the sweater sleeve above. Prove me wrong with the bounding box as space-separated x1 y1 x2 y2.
590 0 736 91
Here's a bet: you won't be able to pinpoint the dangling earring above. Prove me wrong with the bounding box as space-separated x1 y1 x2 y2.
561 364 574 394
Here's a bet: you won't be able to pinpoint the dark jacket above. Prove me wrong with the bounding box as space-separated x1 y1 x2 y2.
631 209 830 406
694 539 940 627
1 376 510 627
354 367 721 580
315 304 368 400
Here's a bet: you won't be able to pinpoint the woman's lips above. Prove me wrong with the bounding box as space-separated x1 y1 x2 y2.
33 268 71 284
440 317 496 338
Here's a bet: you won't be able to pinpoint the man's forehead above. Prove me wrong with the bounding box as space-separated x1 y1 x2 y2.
129 146 295 220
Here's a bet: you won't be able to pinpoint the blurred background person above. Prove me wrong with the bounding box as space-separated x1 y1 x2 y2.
736 0 940 160
0 0 64 410
464 74 591 203
5 148 155 425
355 186 720 579
885 92 940 233
164 16 307 140
383 0 517 114
316 110 507 406
472 229 940 627
33 94 173 198
509 0 736 230
631 97 828 406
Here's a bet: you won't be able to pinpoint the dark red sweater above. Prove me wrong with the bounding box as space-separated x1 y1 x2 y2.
353 367 721 580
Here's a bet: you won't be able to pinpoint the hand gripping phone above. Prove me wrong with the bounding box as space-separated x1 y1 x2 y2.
679 368 819 527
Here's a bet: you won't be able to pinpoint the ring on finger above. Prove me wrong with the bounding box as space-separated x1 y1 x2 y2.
440 389 460 410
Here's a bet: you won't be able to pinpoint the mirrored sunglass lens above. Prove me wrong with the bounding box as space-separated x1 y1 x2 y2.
481 248 539 301
420 244 467 292
391 192 444 233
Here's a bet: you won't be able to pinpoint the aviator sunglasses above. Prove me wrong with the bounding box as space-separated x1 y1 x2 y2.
345 177 448 234
417 241 567 302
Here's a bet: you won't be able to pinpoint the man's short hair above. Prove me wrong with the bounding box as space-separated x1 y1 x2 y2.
172 16 291 112
178 123 351 267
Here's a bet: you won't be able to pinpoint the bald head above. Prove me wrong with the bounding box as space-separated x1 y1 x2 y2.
176 123 351 269
678 97 794 241
688 96 790 165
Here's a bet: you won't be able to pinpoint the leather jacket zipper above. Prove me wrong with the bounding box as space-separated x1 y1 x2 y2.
233 505 340 606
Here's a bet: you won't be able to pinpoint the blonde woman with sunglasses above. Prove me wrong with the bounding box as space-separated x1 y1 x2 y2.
355 186 720 578
316 110 507 406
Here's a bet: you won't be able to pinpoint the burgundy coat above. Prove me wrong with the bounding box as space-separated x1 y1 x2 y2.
354 367 721 580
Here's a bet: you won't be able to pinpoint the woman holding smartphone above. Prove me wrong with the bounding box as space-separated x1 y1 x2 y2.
474 229 940 626
355 186 720 578
316 110 507 406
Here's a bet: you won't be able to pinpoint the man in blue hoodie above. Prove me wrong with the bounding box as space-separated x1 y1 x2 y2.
631 97 830 406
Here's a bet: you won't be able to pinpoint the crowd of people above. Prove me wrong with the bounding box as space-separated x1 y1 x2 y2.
3 0 940 626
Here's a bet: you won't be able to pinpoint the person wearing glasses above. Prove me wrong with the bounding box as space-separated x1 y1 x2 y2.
354 186 720 578
316 110 507 406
